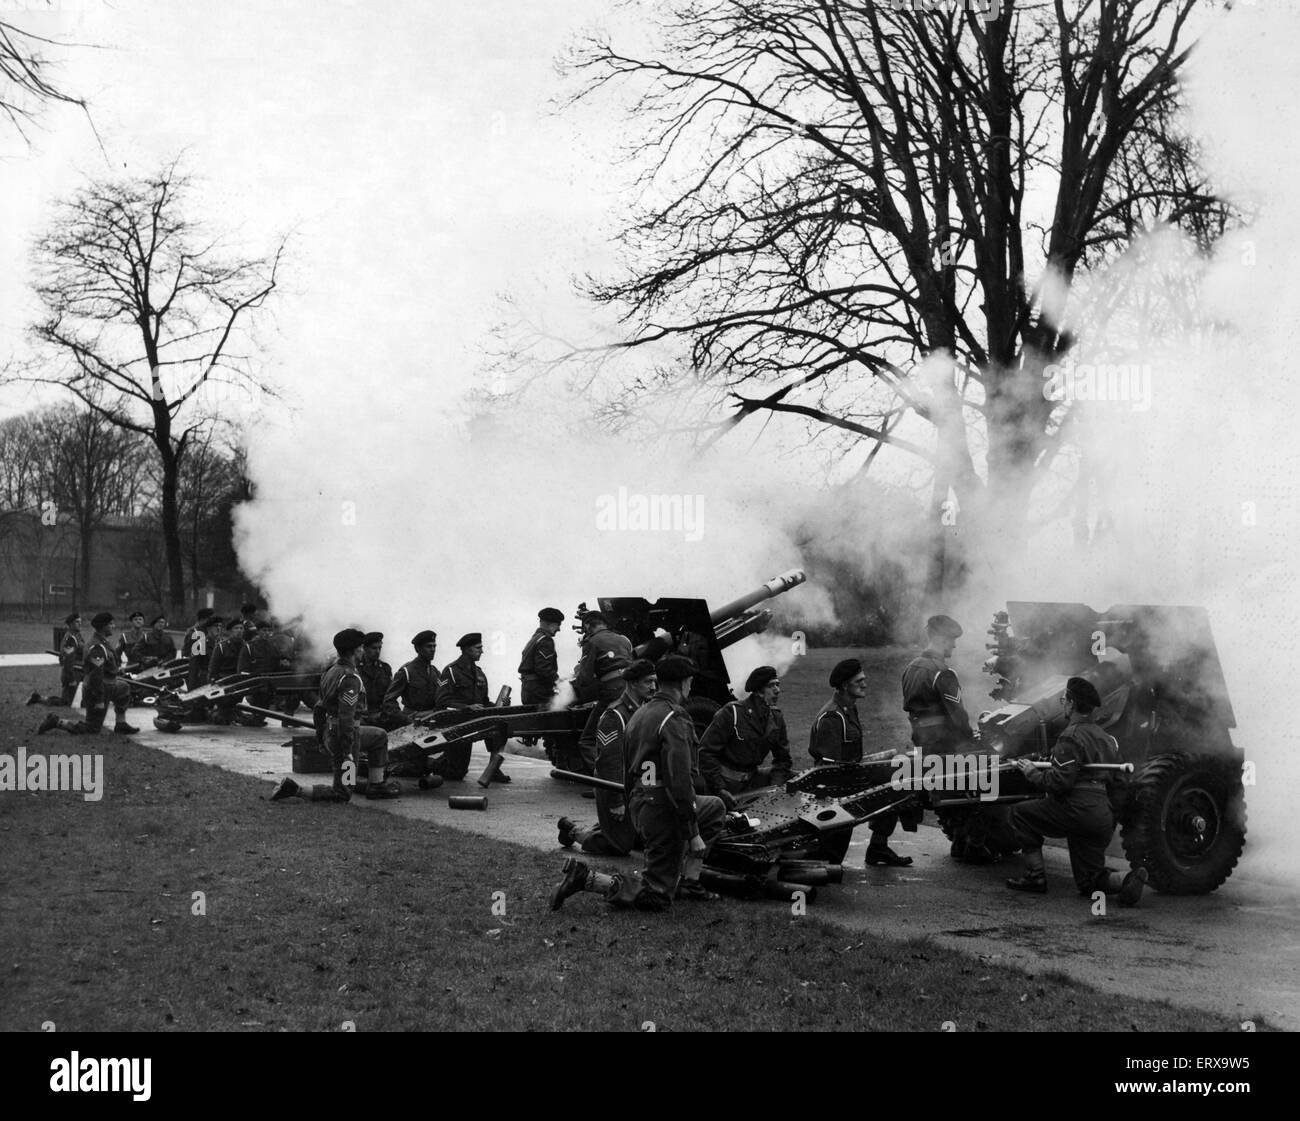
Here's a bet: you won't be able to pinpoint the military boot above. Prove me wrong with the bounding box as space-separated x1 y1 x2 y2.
270 777 301 802
1114 866 1148 907
549 857 591 911
556 816 579 848
1006 848 1047 894
865 841 913 867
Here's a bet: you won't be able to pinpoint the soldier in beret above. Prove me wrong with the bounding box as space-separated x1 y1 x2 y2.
810 657 914 867
236 618 282 726
39 612 137 736
436 633 509 782
549 655 726 911
57 612 85 705
117 611 148 668
1006 676 1146 905
185 616 223 720
519 608 564 757
134 614 177 669
207 619 245 725
357 632 402 731
382 630 440 726
557 658 659 856
698 665 792 805
572 610 635 773
271 628 399 803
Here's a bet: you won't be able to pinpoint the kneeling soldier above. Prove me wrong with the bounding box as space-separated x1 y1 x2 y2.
270 628 399 803
549 655 726 912
1005 676 1146 904
39 612 137 736
557 658 658 855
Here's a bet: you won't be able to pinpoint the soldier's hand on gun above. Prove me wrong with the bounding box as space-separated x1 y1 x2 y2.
688 833 706 854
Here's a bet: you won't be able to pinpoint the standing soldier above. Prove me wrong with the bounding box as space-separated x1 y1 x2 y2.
382 630 439 725
207 618 246 725
556 659 658 856
39 612 138 736
271 628 400 803
901 614 1002 863
572 610 634 774
182 609 215 667
811 657 914 867
117 611 148 667
698 666 793 802
237 618 282 724
1005 676 1146 905
549 655 726 911
519 607 563 756
358 632 402 730
58 612 85 705
436 633 509 783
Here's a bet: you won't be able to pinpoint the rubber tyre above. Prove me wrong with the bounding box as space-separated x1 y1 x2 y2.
1120 752 1246 895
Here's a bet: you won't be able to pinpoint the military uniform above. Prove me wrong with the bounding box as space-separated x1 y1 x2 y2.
382 657 440 720
359 654 403 730
435 651 503 779
1011 717 1122 893
58 626 85 705
901 647 973 753
565 689 644 857
78 634 132 732
237 628 284 718
117 624 147 667
319 660 389 790
185 624 214 691
609 691 725 908
208 631 245 723
519 627 559 706
808 695 863 764
574 625 634 771
134 630 177 669
699 695 792 795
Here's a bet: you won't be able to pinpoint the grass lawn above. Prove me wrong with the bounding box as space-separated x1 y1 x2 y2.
0 681 1247 1031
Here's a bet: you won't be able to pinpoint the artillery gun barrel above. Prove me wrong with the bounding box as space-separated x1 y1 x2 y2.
550 768 625 792
709 568 806 625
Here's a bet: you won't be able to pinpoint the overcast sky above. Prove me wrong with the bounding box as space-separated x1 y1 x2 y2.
0 0 635 418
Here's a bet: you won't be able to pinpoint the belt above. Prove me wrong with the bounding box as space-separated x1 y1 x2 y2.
909 714 949 728
1076 780 1108 789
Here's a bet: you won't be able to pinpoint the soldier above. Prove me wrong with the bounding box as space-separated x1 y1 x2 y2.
271 628 400 803
57 611 85 705
901 614 1003 863
549 655 726 911
117 611 148 667
572 610 634 773
436 633 509 783
556 659 658 856
182 609 215 671
134 615 177 669
382 630 440 724
1005 676 1147 905
39 612 138 736
185 615 222 723
237 618 283 724
519 607 563 757
699 665 792 802
207 618 246 725
356 631 403 730
810 657 914 867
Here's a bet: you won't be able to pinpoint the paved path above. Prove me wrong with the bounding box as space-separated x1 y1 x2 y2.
129 711 1300 1031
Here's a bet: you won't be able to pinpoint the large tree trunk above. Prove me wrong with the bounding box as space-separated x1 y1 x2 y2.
158 445 186 612
78 516 93 607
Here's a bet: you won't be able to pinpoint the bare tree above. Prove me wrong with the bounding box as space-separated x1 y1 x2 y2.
13 161 284 609
547 0 1236 592
0 11 88 144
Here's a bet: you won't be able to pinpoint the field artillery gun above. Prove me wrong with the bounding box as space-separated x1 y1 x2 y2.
385 569 808 786
152 671 322 732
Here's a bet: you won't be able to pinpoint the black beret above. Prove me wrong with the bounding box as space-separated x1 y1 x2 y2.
582 611 606 625
457 633 483 648
150 614 167 627
926 614 963 639
745 665 779 693
362 631 383 645
333 628 367 653
1065 676 1102 712
241 602 259 615
91 611 113 631
64 612 80 626
203 616 224 629
242 618 261 632
538 607 565 624
623 659 656 682
196 608 215 621
655 654 697 682
411 630 437 647
829 658 863 688
129 610 145 621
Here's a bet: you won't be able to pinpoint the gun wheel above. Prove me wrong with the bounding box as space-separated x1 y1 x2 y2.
1121 752 1246 895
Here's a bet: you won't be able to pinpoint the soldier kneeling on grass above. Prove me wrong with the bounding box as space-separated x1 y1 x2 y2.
1005 676 1146 906
39 612 138 737
269 628 400 804
549 655 726 912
